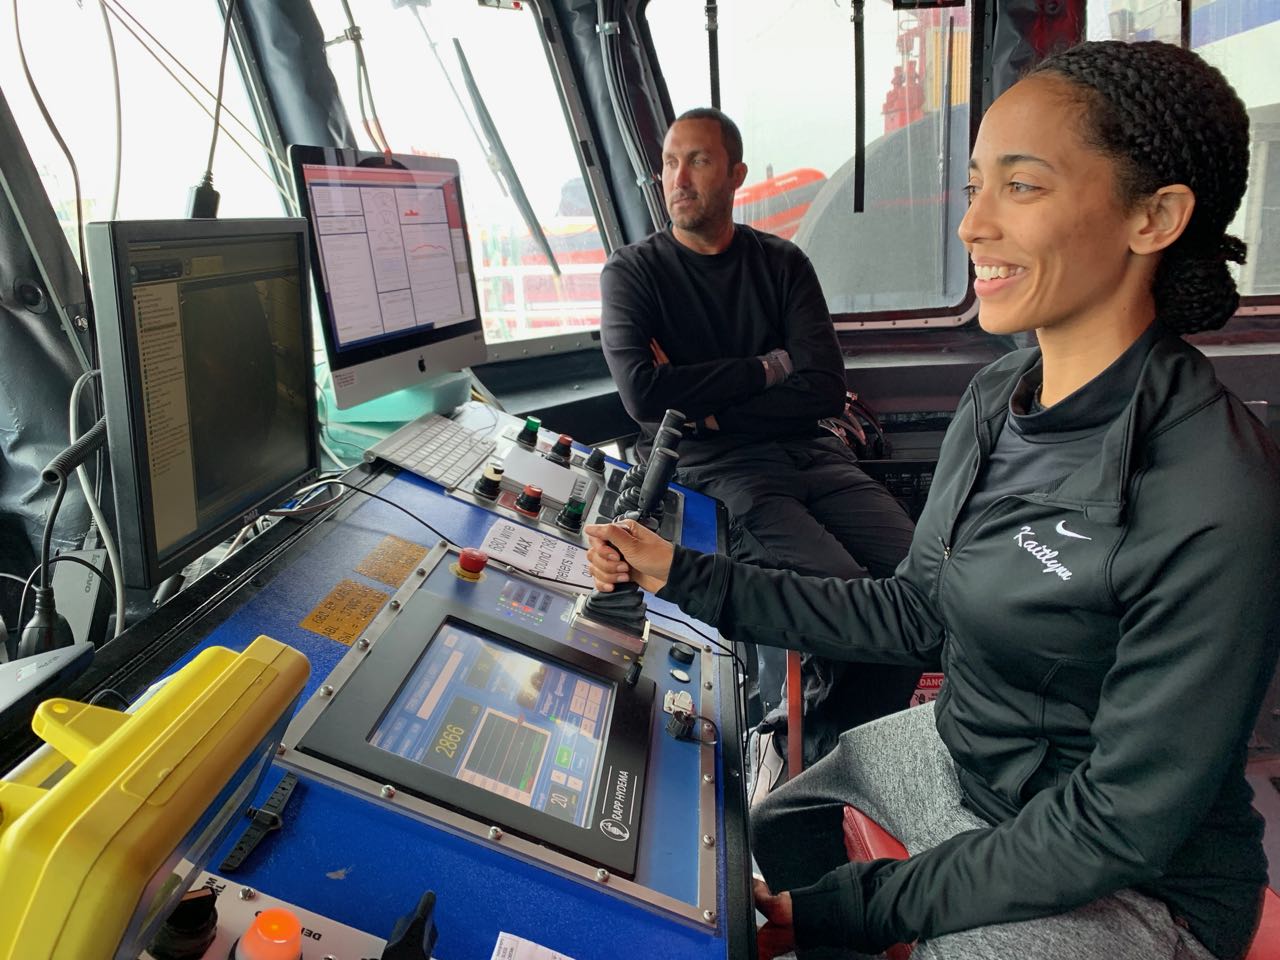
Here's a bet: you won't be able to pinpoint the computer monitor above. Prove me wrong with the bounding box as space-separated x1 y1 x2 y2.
85 218 318 588
289 146 486 409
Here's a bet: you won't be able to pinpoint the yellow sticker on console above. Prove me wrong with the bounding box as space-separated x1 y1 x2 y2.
355 534 429 588
300 579 389 645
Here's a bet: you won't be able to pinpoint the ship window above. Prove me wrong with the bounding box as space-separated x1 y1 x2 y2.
645 0 978 328
308 0 612 356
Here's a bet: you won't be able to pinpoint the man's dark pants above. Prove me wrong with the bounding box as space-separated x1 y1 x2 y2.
676 435 920 766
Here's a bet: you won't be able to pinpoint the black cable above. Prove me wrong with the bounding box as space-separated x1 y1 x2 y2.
39 477 68 592
647 607 747 678
270 479 451 545
273 479 742 678
205 0 237 176
13 0 93 318
88 687 130 710
15 553 115 637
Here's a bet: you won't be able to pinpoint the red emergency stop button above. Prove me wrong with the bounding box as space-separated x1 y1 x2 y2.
459 548 488 575
453 547 489 582
234 907 302 960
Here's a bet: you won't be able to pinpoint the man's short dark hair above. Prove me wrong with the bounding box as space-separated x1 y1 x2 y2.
674 107 744 167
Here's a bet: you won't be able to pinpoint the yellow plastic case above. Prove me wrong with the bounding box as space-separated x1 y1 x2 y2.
0 636 309 960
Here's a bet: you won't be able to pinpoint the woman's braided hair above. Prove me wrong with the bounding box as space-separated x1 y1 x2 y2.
1030 41 1250 334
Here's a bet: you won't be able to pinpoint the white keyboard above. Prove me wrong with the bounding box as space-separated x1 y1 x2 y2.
364 414 496 489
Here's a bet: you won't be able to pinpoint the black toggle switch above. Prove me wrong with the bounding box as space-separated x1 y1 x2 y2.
546 434 573 466
381 890 440 960
556 497 587 531
472 461 503 500
147 887 218 960
516 416 541 448
514 484 543 516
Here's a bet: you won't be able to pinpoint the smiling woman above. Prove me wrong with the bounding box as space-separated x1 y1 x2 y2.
961 42 1248 405
584 40 1280 960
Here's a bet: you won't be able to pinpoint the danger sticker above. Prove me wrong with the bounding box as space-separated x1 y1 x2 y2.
355 534 428 587
300 579 389 645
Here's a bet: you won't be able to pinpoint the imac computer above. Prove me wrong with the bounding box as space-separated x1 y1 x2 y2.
289 147 487 409
85 218 318 588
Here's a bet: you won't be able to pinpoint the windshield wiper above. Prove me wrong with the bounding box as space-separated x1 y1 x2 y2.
454 38 561 278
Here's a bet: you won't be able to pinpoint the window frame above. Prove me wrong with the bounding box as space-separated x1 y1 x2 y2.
480 0 627 362
637 0 987 333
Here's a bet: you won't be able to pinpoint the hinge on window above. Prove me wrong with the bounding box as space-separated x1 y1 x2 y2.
596 20 621 36
323 25 363 48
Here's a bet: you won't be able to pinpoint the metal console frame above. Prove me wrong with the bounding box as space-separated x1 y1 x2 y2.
278 542 721 929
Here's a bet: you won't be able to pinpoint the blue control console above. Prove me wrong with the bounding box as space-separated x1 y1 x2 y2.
52 414 752 960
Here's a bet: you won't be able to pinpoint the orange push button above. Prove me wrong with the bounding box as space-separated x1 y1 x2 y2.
235 907 303 960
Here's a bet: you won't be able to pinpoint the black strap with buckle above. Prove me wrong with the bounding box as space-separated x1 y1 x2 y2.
219 772 298 872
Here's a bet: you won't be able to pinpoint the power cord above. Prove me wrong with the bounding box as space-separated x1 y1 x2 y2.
19 419 109 657
70 371 125 638
100 0 295 207
13 0 93 335
15 553 116 649
188 0 236 217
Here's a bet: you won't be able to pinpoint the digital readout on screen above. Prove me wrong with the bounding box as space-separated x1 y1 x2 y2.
369 621 612 828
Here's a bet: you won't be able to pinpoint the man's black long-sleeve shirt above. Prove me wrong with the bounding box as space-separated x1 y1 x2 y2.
599 225 846 467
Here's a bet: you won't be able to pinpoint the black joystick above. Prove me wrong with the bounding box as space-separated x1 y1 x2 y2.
472 461 503 500
580 446 679 635
546 434 573 466
619 462 645 491
516 416 541 448
655 409 686 454
655 426 683 453
556 496 588 532
584 448 606 473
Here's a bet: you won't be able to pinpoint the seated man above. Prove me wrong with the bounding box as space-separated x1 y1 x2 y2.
599 107 920 793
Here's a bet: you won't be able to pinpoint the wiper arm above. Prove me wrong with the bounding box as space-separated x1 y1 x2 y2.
454 38 561 278
406 7 507 199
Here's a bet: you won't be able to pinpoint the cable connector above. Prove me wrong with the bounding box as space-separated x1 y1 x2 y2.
187 172 220 219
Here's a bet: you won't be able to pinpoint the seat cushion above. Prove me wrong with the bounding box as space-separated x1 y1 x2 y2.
843 804 1280 960
843 805 913 960
1246 886 1280 960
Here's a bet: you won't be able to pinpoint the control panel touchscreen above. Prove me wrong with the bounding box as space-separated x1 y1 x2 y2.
370 621 612 829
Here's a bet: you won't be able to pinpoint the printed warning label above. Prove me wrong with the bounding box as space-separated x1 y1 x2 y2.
300 579 389 645
355 534 428 587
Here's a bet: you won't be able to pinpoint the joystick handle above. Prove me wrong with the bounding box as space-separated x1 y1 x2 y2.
658 408 686 435
633 447 678 522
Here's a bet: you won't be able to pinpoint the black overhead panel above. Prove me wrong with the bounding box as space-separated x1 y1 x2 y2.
238 0 355 148
550 0 666 243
